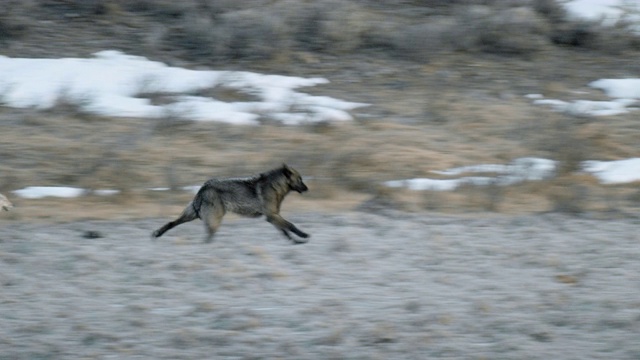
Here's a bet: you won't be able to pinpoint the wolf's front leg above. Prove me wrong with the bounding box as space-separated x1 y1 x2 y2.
266 214 309 244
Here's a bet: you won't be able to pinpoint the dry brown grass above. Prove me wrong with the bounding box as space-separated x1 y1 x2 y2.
2 57 639 222
1 5 639 221
0 98 639 221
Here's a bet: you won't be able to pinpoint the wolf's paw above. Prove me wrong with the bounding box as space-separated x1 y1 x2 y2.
292 236 309 245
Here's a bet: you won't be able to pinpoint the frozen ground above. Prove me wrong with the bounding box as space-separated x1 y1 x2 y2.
1 211 639 359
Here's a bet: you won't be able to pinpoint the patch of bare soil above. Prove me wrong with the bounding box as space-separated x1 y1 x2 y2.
1 211 639 359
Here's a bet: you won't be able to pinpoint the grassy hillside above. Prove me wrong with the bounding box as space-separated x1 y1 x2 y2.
1 0 639 220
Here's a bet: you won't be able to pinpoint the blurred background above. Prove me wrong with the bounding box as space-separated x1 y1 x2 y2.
1 0 640 220
2 3 640 360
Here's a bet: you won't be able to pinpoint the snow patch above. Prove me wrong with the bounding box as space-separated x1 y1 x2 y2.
581 158 640 184
589 79 640 99
564 0 640 30
0 51 368 125
12 187 87 199
385 157 640 191
386 158 556 191
529 78 640 117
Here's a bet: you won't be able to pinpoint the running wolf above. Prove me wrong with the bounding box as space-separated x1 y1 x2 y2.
152 164 310 244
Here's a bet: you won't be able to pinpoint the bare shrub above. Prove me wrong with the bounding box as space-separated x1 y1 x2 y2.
131 0 639 62
0 3 29 43
288 1 372 53
38 0 121 17
583 22 640 54
545 3 640 54
363 0 525 10
163 7 289 61
389 18 458 61
122 0 196 20
384 5 552 61
124 0 276 20
162 13 217 59
288 2 334 52
359 19 399 51
0 18 27 42
197 0 275 15
215 9 289 60
532 0 567 23
550 21 601 48
319 3 375 53
452 6 550 57
595 24 640 55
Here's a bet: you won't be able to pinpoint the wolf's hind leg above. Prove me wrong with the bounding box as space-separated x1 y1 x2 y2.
152 202 198 239
200 199 225 244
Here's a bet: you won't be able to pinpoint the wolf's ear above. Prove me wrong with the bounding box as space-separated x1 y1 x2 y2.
282 163 292 178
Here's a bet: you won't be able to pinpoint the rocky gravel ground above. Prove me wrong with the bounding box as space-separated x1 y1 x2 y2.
1 210 639 359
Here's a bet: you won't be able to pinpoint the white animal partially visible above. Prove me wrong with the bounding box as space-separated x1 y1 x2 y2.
1 193 13 211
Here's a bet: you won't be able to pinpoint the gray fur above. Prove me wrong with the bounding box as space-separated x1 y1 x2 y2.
152 164 309 244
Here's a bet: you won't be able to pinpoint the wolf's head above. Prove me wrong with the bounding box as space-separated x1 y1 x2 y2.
282 164 308 193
